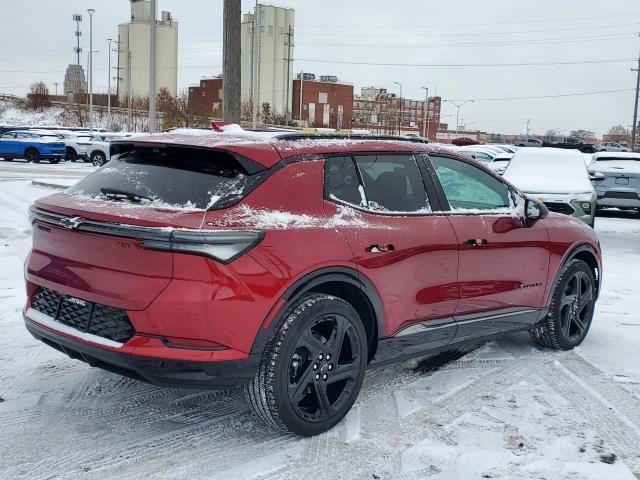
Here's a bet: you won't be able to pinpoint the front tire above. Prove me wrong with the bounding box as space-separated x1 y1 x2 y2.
91 151 107 166
245 294 367 436
530 259 596 350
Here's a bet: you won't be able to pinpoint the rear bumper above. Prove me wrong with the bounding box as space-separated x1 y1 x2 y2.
24 315 261 389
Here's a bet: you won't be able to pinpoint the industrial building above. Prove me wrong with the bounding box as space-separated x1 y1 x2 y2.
117 0 178 100
241 4 295 119
291 73 354 130
352 87 442 139
188 77 223 118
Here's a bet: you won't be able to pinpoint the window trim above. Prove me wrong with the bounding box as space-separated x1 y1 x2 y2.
421 154 521 216
323 152 445 217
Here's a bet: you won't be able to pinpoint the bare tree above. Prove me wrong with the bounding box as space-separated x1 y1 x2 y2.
607 125 629 136
240 98 253 123
27 81 51 112
570 129 595 141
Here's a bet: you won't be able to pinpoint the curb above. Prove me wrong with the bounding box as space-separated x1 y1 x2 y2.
31 180 70 190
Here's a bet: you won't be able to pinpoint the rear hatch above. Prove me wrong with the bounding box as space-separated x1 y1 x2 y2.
591 159 640 197
28 144 271 311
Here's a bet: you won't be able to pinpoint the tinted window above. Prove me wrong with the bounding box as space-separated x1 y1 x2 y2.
324 156 364 206
69 146 266 210
430 156 511 210
355 154 430 213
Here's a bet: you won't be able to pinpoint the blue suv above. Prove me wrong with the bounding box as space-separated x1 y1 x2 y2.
0 130 66 163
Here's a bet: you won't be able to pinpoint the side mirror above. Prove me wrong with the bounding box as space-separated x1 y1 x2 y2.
524 197 549 227
588 171 606 182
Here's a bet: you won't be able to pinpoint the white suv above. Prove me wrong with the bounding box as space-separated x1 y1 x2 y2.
51 130 94 162
86 133 134 166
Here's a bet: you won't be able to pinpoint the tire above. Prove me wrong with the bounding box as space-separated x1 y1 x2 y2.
245 293 368 436
25 149 40 163
530 259 596 350
66 148 78 162
91 151 107 167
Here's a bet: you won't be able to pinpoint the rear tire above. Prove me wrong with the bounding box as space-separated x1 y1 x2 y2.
91 151 106 167
245 294 367 436
530 259 596 350
25 149 40 163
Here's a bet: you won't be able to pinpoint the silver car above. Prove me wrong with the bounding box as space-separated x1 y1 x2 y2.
595 142 631 152
589 152 640 211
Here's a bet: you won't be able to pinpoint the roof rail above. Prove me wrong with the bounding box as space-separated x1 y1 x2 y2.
273 133 431 144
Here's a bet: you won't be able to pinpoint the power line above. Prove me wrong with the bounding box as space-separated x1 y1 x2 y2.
299 33 638 49
296 58 636 68
298 12 640 29
445 88 635 102
296 22 640 37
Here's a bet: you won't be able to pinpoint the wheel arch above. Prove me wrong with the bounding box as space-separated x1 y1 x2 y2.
545 243 601 307
250 267 385 363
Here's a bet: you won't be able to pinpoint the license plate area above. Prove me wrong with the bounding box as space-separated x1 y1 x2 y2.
616 177 629 185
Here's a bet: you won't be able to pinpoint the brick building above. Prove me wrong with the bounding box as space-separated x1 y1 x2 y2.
187 77 223 118
352 87 441 140
291 74 354 130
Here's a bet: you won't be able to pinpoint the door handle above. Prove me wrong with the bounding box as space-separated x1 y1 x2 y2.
466 238 488 247
367 244 395 253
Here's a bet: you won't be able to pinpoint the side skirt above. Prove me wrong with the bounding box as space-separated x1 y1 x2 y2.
369 308 547 369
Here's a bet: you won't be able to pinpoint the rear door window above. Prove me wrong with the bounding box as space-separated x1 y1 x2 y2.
355 154 430 213
69 146 267 210
324 156 364 206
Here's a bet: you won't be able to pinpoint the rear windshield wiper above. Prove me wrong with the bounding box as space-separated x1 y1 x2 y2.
100 187 152 203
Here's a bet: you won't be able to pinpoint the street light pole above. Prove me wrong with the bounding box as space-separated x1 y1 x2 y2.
421 86 429 139
87 8 95 132
445 100 473 140
393 81 403 135
107 38 113 130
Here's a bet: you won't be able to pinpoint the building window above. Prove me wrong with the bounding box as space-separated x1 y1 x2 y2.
319 92 328 104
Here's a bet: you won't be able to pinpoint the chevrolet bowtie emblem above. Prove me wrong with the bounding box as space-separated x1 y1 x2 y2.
60 216 83 229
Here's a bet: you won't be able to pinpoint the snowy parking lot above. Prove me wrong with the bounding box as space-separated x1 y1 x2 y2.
2 162 640 479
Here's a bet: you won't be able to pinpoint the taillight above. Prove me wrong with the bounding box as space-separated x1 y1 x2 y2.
141 230 264 263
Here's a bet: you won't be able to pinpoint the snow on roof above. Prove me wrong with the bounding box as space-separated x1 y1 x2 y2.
503 147 593 194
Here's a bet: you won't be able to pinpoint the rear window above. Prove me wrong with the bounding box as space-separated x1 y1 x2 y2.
69 146 267 210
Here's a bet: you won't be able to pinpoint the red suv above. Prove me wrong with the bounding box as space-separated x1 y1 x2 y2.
24 131 601 436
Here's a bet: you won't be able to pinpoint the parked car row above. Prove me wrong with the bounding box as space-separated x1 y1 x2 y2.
0 128 134 165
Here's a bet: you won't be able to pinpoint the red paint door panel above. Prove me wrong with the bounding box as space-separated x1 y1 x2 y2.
448 215 550 315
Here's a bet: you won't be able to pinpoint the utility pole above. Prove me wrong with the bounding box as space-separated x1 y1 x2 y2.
284 25 294 126
251 1 260 129
149 0 157 133
632 34 640 151
107 38 113 130
525 118 531 140
299 70 304 123
393 81 403 135
222 0 241 123
421 86 429 139
87 8 95 132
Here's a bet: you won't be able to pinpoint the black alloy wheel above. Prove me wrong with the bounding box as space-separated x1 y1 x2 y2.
558 270 594 343
530 259 596 350
245 294 367 436
287 313 362 423
91 151 106 167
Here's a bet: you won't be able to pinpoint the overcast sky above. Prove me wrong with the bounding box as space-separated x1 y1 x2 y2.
1 0 638 136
